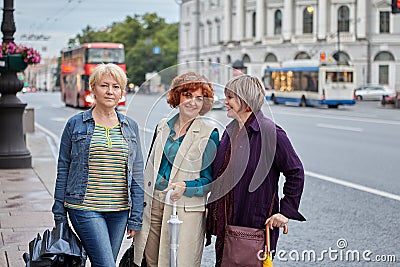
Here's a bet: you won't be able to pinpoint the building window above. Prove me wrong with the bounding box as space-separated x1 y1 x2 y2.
252 12 256 37
303 7 314 34
200 25 205 47
226 55 231 64
379 65 389 84
216 20 221 43
338 6 350 32
374 51 394 85
295 52 311 60
274 10 282 35
243 54 251 63
265 53 278 62
208 24 213 46
379 11 390 33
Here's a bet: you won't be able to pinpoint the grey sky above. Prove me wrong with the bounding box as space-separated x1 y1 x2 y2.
1 0 180 58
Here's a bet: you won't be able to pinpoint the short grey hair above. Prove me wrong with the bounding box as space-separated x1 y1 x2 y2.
224 74 266 112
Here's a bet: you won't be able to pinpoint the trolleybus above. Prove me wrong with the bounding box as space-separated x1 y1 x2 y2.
264 59 356 108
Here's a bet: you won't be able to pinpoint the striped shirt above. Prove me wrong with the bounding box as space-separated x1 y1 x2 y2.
66 123 129 211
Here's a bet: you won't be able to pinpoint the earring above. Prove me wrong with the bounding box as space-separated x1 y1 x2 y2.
246 107 251 112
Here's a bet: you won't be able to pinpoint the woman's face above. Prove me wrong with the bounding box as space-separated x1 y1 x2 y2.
178 87 204 119
92 74 122 109
224 90 246 120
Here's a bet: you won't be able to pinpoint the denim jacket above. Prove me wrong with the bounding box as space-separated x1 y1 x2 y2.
52 108 144 231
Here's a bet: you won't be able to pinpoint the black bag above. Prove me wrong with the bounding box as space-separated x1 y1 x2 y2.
23 222 86 267
119 240 147 267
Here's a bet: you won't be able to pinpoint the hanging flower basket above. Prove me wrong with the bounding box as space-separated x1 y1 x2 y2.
0 54 28 72
0 42 40 72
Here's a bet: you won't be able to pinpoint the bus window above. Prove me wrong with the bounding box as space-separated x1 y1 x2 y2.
300 71 318 92
87 48 125 64
326 71 353 83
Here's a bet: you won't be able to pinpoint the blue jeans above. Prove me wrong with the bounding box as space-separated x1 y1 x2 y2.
68 209 129 267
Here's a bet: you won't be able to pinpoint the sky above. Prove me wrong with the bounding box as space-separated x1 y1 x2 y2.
1 0 180 58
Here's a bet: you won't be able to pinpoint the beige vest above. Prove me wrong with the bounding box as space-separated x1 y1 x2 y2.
134 116 215 266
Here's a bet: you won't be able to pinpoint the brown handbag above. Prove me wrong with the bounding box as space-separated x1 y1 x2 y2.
221 224 265 267
220 193 276 267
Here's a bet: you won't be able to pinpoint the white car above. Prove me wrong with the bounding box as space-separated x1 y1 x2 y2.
355 85 396 101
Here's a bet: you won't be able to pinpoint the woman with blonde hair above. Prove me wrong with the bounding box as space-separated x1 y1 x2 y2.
52 63 144 266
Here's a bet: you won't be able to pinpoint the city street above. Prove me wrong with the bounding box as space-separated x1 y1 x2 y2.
18 91 400 266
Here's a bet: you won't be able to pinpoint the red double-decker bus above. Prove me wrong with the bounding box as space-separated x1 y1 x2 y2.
60 42 126 108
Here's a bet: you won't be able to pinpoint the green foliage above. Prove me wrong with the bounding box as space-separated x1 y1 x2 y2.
68 13 178 86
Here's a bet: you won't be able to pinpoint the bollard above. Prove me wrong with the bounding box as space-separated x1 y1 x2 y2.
23 107 35 133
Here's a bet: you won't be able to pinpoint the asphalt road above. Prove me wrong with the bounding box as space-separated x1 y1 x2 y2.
18 92 400 266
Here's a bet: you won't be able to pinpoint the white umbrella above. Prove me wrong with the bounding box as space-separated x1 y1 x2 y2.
166 189 183 267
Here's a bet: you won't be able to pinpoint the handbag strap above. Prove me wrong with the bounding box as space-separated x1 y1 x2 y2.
265 192 276 254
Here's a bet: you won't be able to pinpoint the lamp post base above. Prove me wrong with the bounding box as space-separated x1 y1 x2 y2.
0 96 31 169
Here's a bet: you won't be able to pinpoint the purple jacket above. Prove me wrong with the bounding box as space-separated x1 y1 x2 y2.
207 111 305 254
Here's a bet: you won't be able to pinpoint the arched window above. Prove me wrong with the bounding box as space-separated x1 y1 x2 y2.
295 52 311 60
207 20 213 46
274 10 282 35
200 23 205 46
374 51 395 84
303 7 313 34
333 51 351 65
226 55 231 64
338 6 350 32
265 53 278 62
252 12 256 37
374 51 395 61
242 54 251 63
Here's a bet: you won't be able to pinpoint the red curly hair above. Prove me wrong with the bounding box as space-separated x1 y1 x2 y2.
167 72 214 115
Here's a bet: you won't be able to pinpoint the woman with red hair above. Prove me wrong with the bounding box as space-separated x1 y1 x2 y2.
134 72 219 267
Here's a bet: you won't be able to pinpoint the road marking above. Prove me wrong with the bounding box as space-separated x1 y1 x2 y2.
50 117 67 122
316 123 363 132
306 170 400 201
275 111 400 126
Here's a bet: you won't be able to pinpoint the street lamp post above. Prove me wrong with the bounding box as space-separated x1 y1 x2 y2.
0 0 32 168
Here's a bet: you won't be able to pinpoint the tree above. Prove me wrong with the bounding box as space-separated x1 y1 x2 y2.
68 13 178 85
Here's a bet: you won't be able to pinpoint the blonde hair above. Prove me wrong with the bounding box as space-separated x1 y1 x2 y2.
225 74 266 112
89 63 127 92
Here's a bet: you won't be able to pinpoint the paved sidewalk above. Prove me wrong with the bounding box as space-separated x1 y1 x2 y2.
0 129 134 267
0 127 215 266
0 130 56 266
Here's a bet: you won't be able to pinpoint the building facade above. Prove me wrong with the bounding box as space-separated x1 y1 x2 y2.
178 0 400 89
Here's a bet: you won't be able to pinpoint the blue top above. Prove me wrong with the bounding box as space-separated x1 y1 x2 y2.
154 115 219 197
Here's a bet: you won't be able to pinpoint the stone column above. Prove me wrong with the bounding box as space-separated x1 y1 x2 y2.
235 0 245 41
224 0 232 43
282 0 292 41
256 0 264 41
356 0 366 39
317 0 327 40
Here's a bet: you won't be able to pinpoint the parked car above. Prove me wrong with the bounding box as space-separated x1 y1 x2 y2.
355 85 396 101
381 90 400 106
212 83 226 109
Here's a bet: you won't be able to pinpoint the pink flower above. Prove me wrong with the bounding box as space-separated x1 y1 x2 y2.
1 42 41 65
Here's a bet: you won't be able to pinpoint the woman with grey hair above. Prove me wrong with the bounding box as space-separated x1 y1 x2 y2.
206 74 306 266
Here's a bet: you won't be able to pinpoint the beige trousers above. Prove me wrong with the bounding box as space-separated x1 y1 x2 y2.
144 192 165 267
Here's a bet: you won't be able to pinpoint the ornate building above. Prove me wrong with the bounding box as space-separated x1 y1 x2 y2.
178 0 400 89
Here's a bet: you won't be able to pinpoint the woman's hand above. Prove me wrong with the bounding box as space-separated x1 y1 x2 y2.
126 229 138 239
265 213 289 230
163 181 186 202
